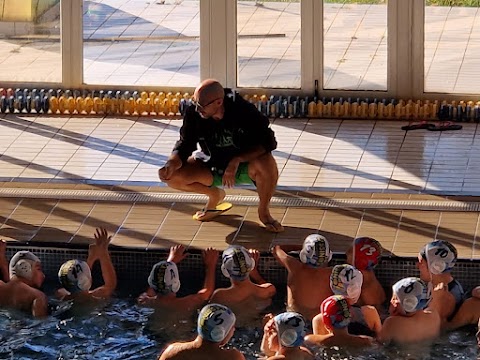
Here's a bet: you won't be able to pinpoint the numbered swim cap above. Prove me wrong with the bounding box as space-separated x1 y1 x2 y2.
197 303 236 343
321 295 351 330
9 251 41 280
148 261 181 295
221 245 255 281
420 240 457 275
330 264 363 303
58 259 92 293
299 234 332 267
273 312 306 348
392 277 432 314
352 237 382 270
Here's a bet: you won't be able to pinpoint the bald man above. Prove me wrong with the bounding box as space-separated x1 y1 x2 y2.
159 79 283 232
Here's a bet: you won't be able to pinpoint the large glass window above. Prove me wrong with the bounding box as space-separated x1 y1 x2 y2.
425 2 479 93
83 0 200 86
0 0 61 83
323 0 387 91
236 0 301 88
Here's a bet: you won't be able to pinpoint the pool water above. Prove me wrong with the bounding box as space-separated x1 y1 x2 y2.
0 296 477 360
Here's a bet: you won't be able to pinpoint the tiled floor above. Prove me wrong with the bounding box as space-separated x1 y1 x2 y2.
0 114 479 260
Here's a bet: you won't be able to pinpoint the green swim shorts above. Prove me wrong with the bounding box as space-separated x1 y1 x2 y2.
211 162 254 187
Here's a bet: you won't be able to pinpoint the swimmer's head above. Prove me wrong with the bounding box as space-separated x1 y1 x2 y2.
419 240 457 276
348 237 382 271
299 234 332 267
197 303 236 344
148 261 181 295
392 277 432 315
321 295 351 331
9 251 44 287
221 245 255 281
58 260 92 293
330 264 363 304
273 312 306 348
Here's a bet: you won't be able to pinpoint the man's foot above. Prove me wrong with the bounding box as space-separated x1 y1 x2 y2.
260 217 284 233
205 187 226 210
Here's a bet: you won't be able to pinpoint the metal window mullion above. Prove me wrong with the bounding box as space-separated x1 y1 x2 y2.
61 0 83 88
225 0 237 89
302 0 316 94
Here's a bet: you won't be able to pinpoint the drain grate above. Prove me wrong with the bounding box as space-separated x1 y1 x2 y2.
0 187 478 211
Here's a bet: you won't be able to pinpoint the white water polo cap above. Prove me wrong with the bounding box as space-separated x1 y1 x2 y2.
421 240 457 275
274 312 306 348
9 251 41 280
197 303 236 343
148 261 181 295
58 260 92 293
330 264 363 303
221 245 255 281
299 234 332 267
392 277 432 314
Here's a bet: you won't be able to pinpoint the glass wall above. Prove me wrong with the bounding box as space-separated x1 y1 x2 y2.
83 0 200 86
323 0 387 91
0 0 61 83
236 0 301 88
425 2 480 93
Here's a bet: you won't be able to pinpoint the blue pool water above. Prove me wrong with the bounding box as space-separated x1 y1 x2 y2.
0 295 477 360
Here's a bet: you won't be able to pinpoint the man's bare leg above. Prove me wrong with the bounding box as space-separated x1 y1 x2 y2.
159 162 226 210
249 153 284 232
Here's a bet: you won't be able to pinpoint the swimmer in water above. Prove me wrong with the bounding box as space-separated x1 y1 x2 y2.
261 311 314 359
210 245 275 324
0 249 47 317
305 295 374 348
56 228 117 302
158 303 245 360
272 234 333 320
312 264 381 338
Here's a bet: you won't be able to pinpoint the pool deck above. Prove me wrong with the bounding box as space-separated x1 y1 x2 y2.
1 114 480 259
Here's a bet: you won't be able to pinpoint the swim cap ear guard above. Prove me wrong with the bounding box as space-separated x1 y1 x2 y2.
9 251 41 280
330 264 363 303
58 259 92 293
423 240 457 275
221 245 255 280
197 303 236 343
299 234 332 267
148 261 181 295
392 277 432 314
274 312 306 348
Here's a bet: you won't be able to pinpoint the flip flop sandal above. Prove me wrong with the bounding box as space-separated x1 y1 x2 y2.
401 121 434 131
192 202 233 222
427 121 463 131
263 220 284 233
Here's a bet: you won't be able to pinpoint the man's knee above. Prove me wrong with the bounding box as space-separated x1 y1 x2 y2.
249 153 277 176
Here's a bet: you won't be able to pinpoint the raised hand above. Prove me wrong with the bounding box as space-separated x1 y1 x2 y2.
248 248 260 269
0 240 6 258
89 228 112 261
202 247 219 267
167 245 188 264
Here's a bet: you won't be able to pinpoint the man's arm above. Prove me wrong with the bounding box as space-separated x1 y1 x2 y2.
272 245 298 272
376 317 394 344
88 228 117 298
197 248 218 301
0 240 8 282
248 249 276 299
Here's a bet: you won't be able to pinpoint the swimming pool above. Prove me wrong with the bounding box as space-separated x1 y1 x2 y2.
1 246 479 360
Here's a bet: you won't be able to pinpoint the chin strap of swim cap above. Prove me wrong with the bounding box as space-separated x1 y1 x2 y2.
9 251 40 280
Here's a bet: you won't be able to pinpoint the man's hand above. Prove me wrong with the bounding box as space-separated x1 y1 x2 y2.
203 247 219 267
89 228 112 260
222 158 240 188
248 249 260 270
167 245 188 263
159 158 182 182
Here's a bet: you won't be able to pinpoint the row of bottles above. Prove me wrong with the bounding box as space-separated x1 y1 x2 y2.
1 87 479 121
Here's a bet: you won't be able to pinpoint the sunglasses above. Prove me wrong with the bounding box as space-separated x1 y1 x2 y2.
191 97 221 112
